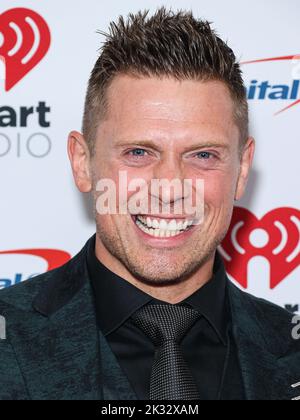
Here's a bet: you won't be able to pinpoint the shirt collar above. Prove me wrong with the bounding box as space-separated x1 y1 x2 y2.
87 235 228 344
183 253 228 344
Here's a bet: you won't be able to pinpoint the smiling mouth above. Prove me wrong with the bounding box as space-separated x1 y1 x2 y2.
133 215 195 238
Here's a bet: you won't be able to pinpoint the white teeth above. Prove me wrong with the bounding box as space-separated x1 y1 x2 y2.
177 221 183 231
135 215 195 238
159 229 165 238
152 219 160 229
159 219 168 230
182 221 188 230
146 217 153 228
138 216 145 225
154 229 160 237
168 219 178 231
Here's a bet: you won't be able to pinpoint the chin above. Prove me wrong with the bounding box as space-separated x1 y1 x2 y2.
131 272 186 287
125 258 201 287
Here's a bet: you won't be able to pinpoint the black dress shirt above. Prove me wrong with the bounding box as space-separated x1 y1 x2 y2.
87 236 244 400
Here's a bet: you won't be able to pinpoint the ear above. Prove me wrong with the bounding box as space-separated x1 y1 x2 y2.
67 131 92 193
235 137 255 201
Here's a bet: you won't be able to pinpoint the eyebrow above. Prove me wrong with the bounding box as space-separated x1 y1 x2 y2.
182 142 230 153
115 140 163 151
115 140 230 153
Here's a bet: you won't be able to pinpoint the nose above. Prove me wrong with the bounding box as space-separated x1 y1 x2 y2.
150 155 188 209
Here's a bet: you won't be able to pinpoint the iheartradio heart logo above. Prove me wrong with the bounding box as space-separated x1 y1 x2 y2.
0 8 51 91
0 249 71 271
220 207 300 289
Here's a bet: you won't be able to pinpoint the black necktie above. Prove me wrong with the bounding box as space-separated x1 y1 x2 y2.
131 304 201 400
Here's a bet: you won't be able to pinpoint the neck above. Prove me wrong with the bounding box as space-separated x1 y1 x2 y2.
94 236 215 304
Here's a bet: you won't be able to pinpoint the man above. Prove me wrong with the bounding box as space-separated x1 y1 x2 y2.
0 7 300 401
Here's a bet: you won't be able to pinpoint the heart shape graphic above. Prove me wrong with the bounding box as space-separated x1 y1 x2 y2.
220 207 300 289
0 8 51 91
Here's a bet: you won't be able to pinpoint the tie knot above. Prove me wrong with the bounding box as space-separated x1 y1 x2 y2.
131 304 200 346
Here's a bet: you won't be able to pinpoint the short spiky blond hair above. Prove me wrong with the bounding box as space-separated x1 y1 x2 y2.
82 7 248 153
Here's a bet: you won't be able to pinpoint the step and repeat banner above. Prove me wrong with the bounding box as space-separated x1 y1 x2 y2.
0 0 299 312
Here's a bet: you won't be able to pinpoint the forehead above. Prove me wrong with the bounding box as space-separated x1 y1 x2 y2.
100 74 238 144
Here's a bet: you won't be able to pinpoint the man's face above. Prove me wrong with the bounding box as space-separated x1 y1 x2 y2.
71 75 254 285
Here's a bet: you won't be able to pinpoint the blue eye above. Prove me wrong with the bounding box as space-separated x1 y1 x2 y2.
130 148 147 157
197 152 212 159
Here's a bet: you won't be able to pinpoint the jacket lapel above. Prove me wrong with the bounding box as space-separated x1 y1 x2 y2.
99 331 138 400
228 282 300 400
7 238 138 400
8 280 103 400
6 240 100 400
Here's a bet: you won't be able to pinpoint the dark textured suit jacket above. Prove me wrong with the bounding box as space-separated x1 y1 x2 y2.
1 237 300 400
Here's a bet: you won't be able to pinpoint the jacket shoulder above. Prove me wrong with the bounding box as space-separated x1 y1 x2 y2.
0 263 66 314
0 241 87 315
234 285 295 321
0 241 90 400
229 282 300 354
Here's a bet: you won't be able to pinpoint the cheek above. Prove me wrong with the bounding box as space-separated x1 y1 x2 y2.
203 172 236 209
95 213 130 240
117 167 154 208
92 160 153 221
201 174 236 234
